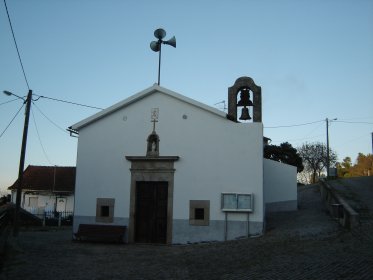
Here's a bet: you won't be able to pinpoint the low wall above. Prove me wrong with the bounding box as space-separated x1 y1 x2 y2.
263 159 297 213
0 206 12 256
319 179 359 229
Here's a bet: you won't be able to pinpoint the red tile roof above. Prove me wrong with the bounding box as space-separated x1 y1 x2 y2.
8 165 75 193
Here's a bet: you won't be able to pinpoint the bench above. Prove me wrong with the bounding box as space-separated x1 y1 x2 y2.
74 224 127 243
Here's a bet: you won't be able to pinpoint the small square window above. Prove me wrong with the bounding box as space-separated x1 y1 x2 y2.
101 205 110 217
189 200 209 226
96 198 115 223
194 208 205 220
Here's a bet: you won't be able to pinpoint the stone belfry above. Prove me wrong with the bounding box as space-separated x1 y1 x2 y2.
227 77 262 123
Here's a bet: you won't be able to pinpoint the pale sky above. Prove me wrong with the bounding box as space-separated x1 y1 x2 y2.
1 0 372 191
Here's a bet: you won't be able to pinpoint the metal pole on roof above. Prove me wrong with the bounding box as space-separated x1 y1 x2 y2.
150 28 176 86
13 90 32 237
158 43 162 85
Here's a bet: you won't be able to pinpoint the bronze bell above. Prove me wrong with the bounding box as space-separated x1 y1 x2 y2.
237 88 253 107
239 107 251 120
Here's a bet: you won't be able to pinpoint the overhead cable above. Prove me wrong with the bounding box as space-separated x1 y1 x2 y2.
0 98 19 106
334 120 373 125
0 103 24 138
31 108 53 165
32 102 69 134
3 0 30 89
264 120 324 129
34 94 103 110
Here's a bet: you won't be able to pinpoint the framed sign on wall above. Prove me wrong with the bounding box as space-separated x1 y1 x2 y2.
221 193 253 212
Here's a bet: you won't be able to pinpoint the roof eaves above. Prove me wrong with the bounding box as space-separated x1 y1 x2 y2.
70 84 159 130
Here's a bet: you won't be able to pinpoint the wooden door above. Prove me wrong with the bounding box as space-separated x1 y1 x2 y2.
135 181 168 243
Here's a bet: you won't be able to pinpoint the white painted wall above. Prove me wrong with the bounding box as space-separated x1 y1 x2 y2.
263 158 297 211
11 191 74 214
74 91 264 225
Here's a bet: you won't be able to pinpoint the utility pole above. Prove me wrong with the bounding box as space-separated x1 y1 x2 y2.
13 89 32 237
326 118 330 179
326 117 337 180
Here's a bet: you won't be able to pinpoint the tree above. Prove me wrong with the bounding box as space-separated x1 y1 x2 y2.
336 157 352 177
336 153 373 178
350 153 373 177
264 142 304 172
298 142 337 183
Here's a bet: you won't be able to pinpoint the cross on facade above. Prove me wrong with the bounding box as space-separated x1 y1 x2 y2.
151 108 159 131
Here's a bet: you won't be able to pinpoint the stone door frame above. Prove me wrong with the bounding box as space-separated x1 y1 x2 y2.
125 156 179 244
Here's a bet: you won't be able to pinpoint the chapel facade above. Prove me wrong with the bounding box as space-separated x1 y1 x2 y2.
71 77 297 244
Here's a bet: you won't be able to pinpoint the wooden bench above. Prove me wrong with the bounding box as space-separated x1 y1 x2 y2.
74 224 127 243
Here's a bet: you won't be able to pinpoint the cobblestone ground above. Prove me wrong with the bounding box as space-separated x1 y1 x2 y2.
1 185 373 280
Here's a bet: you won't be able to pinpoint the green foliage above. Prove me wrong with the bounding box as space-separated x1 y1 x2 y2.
336 157 353 177
264 142 304 173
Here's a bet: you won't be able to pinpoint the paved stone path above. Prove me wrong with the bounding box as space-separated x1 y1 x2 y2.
1 184 373 280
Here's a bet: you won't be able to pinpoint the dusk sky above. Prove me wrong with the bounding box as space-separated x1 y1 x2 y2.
1 0 372 191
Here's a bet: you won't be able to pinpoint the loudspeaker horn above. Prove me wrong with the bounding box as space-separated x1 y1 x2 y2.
163 36 176 48
150 41 160 52
154 28 166 40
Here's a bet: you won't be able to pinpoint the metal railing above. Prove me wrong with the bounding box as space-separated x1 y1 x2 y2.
0 208 12 231
34 211 74 226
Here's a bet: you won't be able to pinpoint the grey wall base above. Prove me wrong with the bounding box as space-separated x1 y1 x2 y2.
73 216 263 244
172 219 263 244
265 200 297 213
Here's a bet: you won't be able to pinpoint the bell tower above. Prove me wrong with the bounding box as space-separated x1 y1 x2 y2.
227 77 262 123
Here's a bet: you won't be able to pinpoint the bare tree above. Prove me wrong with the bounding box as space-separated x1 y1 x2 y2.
298 142 337 183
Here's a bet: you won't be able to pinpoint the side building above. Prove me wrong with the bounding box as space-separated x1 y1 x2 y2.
8 165 76 216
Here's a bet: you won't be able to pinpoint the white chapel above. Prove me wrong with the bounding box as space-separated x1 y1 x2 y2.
70 76 297 244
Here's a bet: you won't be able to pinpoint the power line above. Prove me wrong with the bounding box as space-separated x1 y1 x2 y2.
0 98 19 106
340 132 372 145
32 102 69 134
3 0 30 90
334 120 373 125
0 103 24 138
271 134 324 144
33 94 103 110
338 117 373 121
264 120 324 129
31 108 53 165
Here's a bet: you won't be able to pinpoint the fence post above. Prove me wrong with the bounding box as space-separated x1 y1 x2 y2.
43 211 46 227
58 212 61 227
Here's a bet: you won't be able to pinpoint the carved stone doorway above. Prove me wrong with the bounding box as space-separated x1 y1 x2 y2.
126 156 179 244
